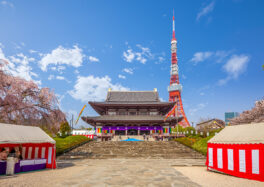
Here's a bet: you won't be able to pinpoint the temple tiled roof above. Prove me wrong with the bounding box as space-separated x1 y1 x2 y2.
87 90 176 115
106 91 160 103
82 115 183 126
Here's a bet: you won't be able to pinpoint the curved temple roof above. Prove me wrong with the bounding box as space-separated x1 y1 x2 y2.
88 90 176 115
106 91 160 102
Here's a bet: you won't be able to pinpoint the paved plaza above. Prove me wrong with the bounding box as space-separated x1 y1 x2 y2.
1 141 263 186
0 159 203 187
1 158 263 187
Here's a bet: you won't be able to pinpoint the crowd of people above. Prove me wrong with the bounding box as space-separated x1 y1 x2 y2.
0 146 23 175
0 146 23 161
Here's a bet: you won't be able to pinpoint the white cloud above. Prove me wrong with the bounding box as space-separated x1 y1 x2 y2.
1 1 14 8
0 43 4 48
53 65 66 74
123 49 135 63
69 75 129 102
38 45 84 71
223 55 249 78
0 48 41 84
88 56 99 62
74 69 79 74
56 76 65 80
135 52 147 64
123 44 153 64
155 56 166 64
118 74 126 79
190 51 213 64
197 1 215 21
48 75 55 80
160 97 165 102
218 55 250 85
190 50 231 64
158 56 165 62
189 103 207 115
29 49 38 54
123 68 133 75
0 48 6 59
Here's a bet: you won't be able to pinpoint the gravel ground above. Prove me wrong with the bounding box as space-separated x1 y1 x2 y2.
175 166 264 187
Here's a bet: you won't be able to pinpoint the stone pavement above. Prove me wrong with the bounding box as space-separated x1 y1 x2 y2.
59 159 203 187
0 159 204 187
0 141 207 186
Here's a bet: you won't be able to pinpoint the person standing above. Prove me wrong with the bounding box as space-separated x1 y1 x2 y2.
0 148 8 160
6 148 16 175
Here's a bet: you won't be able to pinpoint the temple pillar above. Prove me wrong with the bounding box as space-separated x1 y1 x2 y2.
138 129 140 135
125 130 127 135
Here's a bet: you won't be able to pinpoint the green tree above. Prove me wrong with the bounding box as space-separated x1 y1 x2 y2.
60 121 71 137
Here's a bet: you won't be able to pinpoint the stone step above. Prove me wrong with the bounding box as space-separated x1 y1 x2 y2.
57 141 205 160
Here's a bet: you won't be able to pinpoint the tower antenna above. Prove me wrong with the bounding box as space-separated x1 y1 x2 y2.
168 10 190 127
172 9 175 39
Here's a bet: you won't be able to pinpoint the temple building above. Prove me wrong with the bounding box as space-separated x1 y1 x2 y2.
82 89 182 140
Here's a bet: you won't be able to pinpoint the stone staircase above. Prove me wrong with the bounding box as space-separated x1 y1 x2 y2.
58 141 205 160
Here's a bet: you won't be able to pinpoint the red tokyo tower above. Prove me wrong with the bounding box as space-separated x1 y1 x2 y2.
168 11 190 127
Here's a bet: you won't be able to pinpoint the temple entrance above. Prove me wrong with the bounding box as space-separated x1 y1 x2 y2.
127 129 137 135
115 130 125 135
140 130 150 135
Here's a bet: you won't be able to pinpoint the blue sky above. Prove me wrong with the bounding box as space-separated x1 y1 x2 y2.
0 0 263 127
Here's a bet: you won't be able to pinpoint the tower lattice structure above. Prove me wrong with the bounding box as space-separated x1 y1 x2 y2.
168 13 190 127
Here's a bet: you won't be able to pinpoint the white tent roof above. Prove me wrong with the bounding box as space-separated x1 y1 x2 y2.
208 123 264 144
0 123 55 144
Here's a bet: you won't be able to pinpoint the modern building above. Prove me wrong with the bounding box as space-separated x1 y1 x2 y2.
82 89 182 141
225 112 239 125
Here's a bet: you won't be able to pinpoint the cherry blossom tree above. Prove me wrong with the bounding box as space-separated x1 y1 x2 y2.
0 61 66 132
230 99 264 125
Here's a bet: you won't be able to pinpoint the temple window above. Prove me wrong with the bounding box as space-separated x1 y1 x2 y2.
139 111 148 115
129 111 137 115
118 110 127 115
108 111 116 115
150 111 158 115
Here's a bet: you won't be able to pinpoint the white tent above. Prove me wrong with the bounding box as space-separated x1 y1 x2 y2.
207 122 264 182
0 123 56 169
0 123 55 144
208 123 264 144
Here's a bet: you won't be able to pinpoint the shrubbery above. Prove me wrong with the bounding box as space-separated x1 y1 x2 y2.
175 136 213 155
54 135 91 155
174 126 222 155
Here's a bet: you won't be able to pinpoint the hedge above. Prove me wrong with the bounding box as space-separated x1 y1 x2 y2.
54 135 91 155
175 135 214 155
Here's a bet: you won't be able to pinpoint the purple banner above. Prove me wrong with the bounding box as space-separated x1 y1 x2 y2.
102 126 163 131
